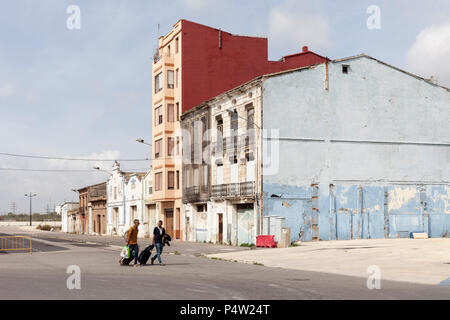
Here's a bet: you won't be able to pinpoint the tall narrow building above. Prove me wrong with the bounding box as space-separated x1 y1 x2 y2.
151 19 327 240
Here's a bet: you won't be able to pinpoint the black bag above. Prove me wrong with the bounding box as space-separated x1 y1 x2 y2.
119 246 137 266
137 244 154 265
120 256 134 266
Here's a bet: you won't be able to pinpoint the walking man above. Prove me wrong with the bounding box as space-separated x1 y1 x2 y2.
151 220 165 266
127 219 140 267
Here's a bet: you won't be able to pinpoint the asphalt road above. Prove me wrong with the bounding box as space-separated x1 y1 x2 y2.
1 228 450 299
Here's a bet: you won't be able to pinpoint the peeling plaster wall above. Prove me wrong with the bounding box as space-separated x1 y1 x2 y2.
262 56 450 242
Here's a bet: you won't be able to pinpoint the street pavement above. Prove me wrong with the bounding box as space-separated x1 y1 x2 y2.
1 226 450 299
207 238 450 286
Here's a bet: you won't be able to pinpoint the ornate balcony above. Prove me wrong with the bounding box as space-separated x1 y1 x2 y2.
211 181 255 198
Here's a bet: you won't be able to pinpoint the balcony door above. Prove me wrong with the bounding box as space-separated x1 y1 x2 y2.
216 164 223 185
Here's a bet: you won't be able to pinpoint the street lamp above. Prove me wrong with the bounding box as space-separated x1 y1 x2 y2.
24 192 37 226
136 138 152 148
93 167 112 174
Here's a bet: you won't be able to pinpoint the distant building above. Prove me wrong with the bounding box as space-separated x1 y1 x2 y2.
152 19 327 241
182 54 450 245
76 182 107 235
60 202 78 233
106 161 147 237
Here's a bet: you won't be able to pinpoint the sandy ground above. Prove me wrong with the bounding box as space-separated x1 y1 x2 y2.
207 238 450 285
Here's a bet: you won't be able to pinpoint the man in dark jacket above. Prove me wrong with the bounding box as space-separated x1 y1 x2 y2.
151 220 165 265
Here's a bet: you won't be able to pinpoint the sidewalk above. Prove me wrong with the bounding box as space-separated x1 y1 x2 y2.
207 238 450 285
0 226 249 257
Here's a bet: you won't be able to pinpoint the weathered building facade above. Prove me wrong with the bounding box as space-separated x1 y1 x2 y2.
60 202 78 233
261 55 449 242
106 161 147 238
182 80 263 245
153 19 327 242
182 54 450 244
76 182 107 235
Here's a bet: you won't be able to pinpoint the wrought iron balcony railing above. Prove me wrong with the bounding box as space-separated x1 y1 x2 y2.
211 181 255 198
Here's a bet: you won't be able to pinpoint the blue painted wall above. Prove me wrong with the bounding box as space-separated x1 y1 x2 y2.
263 183 449 242
261 56 449 242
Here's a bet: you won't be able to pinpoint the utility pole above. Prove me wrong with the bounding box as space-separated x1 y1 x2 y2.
10 202 16 214
24 192 37 226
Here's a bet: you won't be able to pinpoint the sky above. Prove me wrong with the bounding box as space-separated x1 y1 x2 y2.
0 0 449 213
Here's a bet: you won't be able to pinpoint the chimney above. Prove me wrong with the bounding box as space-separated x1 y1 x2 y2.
302 46 309 53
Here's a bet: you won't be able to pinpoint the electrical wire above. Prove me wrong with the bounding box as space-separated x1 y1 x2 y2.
0 152 150 162
0 168 150 172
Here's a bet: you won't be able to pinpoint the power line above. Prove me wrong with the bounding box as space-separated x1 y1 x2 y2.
0 152 150 162
0 168 150 172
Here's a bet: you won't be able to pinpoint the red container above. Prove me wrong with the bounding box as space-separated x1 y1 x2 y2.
256 235 277 248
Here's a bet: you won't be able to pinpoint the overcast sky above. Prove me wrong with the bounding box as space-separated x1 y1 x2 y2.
1 0 449 213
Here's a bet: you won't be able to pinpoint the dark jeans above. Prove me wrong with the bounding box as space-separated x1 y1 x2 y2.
152 243 163 264
129 244 139 265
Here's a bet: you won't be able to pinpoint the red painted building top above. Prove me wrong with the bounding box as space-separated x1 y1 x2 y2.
180 19 328 113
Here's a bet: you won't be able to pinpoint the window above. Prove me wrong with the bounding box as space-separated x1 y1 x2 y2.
175 37 179 53
167 70 174 88
167 104 175 122
231 110 238 131
175 137 180 155
148 185 152 195
342 65 349 74
202 165 208 187
176 170 180 189
155 106 163 126
197 204 206 212
154 72 162 93
246 105 254 129
168 171 174 190
176 69 179 88
167 137 174 156
155 172 162 191
155 139 162 158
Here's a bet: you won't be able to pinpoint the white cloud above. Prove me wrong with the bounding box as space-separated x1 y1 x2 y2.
183 0 209 10
406 23 450 87
0 83 15 97
268 1 331 56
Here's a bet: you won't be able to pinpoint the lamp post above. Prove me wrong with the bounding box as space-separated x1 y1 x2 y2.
24 192 37 226
136 138 152 148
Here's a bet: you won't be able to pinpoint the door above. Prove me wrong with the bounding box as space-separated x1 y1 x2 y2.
147 204 156 237
165 209 174 237
97 215 101 234
218 213 223 243
237 204 255 245
176 208 181 239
